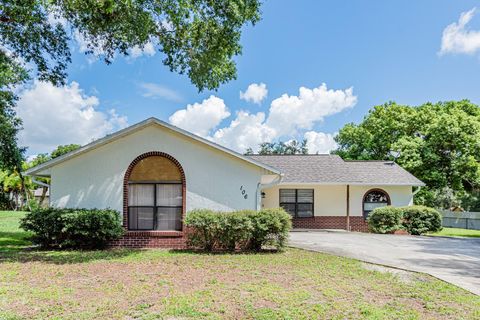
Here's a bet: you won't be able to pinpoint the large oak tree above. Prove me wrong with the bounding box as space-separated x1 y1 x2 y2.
333 100 480 210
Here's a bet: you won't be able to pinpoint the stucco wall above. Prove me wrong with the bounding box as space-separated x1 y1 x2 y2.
50 125 267 212
261 184 413 216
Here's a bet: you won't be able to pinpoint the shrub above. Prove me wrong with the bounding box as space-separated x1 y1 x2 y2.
218 210 253 251
184 209 222 251
367 206 403 234
184 208 292 252
20 208 124 249
246 208 292 252
401 205 442 235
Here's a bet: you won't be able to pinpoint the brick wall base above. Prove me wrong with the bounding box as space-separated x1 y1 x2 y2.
292 216 369 232
109 231 187 249
109 216 369 248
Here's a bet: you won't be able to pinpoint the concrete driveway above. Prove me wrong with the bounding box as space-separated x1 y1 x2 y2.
289 231 480 295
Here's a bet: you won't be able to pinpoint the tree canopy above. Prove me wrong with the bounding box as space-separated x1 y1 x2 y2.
245 140 308 155
1 0 261 91
333 100 480 210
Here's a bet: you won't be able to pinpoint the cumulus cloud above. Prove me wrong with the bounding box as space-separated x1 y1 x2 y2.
17 81 128 154
304 131 337 154
169 96 230 136
212 111 276 151
240 83 268 104
139 82 183 102
168 83 356 153
266 83 357 136
440 8 480 55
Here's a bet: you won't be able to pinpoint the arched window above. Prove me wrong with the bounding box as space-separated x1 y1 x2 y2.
363 189 390 219
125 154 185 231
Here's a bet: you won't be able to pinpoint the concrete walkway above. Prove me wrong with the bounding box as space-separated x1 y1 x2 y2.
289 230 480 295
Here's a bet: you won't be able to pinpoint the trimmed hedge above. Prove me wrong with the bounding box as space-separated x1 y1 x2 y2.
367 206 403 234
184 208 291 252
402 205 442 235
367 205 442 235
20 208 124 249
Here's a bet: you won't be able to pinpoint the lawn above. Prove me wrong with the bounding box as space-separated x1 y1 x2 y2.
0 211 479 319
429 227 480 238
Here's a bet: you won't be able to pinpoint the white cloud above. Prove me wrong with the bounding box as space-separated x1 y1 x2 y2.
169 95 230 136
304 131 337 154
240 83 268 104
169 83 355 153
440 8 480 55
266 83 357 136
139 82 183 102
128 41 156 59
17 81 128 154
211 111 276 151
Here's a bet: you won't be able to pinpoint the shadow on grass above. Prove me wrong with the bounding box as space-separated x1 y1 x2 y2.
0 230 142 265
169 248 282 256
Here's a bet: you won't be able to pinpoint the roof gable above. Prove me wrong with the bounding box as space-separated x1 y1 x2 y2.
26 117 280 176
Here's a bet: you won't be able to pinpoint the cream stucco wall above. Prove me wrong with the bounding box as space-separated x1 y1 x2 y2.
261 184 413 216
49 124 268 212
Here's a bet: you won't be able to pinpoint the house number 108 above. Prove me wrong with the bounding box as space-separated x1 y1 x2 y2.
240 186 248 199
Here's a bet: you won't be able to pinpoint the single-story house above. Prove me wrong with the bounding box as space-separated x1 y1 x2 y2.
26 117 424 248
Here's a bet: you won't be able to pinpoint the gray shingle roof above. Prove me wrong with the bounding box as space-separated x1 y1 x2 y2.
248 155 424 186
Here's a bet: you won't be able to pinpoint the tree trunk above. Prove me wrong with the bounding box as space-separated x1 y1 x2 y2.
39 186 48 207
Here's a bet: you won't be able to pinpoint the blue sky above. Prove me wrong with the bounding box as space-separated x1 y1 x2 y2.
17 0 480 155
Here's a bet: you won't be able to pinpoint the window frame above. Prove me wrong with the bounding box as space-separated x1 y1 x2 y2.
362 188 390 219
279 188 314 218
127 181 183 231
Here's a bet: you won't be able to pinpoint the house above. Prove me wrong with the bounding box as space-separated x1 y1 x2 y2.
26 117 424 248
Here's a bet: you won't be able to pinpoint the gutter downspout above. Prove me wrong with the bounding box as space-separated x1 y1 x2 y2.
412 186 422 196
32 177 50 188
256 173 284 211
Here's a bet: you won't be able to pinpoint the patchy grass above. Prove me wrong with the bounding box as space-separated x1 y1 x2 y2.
0 211 479 319
429 227 480 238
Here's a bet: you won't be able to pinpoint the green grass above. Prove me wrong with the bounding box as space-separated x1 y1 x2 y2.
0 211 479 319
429 227 480 238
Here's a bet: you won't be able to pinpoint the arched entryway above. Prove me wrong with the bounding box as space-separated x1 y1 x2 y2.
362 188 390 219
123 152 186 231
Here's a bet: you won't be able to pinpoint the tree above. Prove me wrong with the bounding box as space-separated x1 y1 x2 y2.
1 0 261 91
50 144 80 159
245 140 308 155
333 100 480 210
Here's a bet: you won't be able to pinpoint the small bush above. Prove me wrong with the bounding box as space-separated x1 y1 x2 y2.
367 206 403 234
401 205 442 235
184 208 292 252
184 209 222 251
218 210 253 251
247 208 292 251
20 208 124 249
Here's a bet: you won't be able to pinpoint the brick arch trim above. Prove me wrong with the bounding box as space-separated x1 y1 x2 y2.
362 188 391 219
123 151 186 231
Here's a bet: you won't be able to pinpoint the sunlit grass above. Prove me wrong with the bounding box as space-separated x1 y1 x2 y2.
429 227 480 238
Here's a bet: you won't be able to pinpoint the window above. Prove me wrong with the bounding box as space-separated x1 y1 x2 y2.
128 183 182 231
363 189 390 219
280 189 314 218
127 155 184 231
